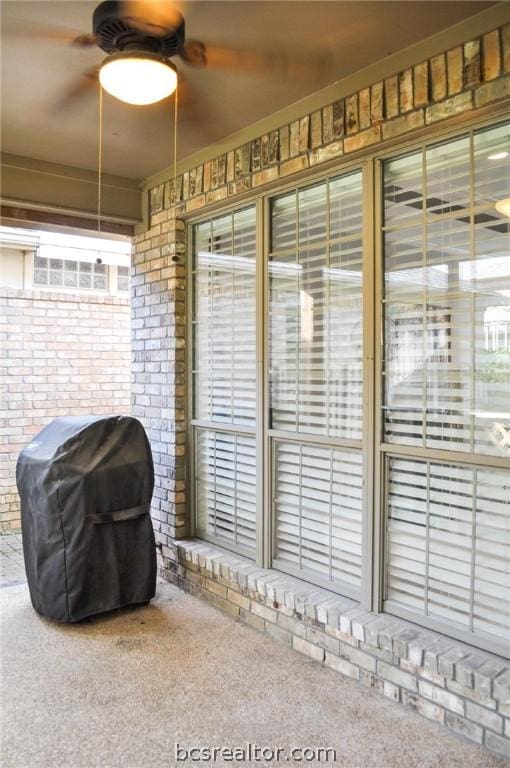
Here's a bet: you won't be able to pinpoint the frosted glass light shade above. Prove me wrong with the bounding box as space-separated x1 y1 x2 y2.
99 52 177 105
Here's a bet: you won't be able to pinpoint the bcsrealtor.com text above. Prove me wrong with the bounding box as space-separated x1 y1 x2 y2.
175 743 337 763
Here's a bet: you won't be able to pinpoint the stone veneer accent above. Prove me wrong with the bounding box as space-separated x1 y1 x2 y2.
0 288 131 530
131 19 510 759
147 24 510 221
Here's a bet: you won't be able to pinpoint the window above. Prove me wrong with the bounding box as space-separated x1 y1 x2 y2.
190 119 510 656
269 171 364 597
386 458 509 643
191 207 258 556
382 122 510 651
117 265 130 292
33 254 107 291
269 175 363 439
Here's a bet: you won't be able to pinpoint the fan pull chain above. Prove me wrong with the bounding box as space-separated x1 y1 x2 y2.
97 84 103 234
173 82 178 212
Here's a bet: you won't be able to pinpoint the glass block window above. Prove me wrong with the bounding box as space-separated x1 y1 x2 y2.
33 254 108 291
117 265 130 292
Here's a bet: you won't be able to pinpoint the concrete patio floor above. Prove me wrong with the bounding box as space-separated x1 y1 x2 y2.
0 538 508 768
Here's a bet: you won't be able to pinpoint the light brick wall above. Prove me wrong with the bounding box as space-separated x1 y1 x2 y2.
131 214 187 554
0 287 131 530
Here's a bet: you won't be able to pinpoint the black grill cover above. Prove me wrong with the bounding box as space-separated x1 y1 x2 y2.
16 415 156 622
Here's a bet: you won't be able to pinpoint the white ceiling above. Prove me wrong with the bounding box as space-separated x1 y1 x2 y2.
1 1 494 180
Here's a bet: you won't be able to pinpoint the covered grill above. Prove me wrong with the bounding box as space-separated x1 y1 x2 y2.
16 415 156 622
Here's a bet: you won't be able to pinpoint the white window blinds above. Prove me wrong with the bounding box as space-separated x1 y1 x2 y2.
196 429 257 555
192 207 257 555
269 172 363 439
269 170 364 595
386 457 510 644
273 442 363 593
383 122 510 647
383 124 510 456
193 208 257 426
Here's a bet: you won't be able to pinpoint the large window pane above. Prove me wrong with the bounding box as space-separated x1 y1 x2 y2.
386 457 510 645
192 207 256 426
196 429 256 555
273 441 362 592
383 123 510 457
269 171 363 439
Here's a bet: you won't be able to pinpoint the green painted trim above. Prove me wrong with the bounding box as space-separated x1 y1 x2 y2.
1 153 142 221
143 2 510 190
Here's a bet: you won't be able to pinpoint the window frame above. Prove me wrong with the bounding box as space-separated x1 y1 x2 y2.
187 202 264 561
264 166 373 603
186 109 510 658
374 118 510 658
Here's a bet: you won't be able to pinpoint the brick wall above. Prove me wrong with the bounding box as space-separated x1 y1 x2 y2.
174 540 510 759
0 288 131 530
132 18 510 759
131 215 186 555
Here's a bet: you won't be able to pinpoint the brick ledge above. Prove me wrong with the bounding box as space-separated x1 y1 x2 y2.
164 538 510 758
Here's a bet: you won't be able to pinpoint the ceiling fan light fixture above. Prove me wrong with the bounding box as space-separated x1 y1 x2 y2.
99 51 177 105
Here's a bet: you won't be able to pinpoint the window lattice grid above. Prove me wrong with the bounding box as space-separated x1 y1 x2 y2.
192 207 257 426
273 440 363 592
195 429 257 555
33 254 108 291
269 170 364 439
382 122 510 457
386 456 510 643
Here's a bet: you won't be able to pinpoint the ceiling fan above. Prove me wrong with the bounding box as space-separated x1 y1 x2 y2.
70 0 208 105
7 0 331 110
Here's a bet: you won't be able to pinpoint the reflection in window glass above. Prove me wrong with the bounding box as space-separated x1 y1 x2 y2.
269 171 363 439
386 457 510 644
383 122 510 457
192 207 257 426
273 441 363 590
196 429 256 555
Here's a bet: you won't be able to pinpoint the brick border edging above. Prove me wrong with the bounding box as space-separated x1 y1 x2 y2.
161 539 510 759
148 25 510 220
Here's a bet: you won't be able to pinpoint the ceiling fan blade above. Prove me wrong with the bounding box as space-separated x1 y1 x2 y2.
183 42 332 83
53 67 100 113
180 39 207 68
176 74 221 146
120 1 184 37
4 20 97 47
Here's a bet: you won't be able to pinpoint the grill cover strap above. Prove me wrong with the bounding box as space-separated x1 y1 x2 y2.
89 504 148 525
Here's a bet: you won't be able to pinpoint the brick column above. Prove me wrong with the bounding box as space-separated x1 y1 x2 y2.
131 208 187 570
